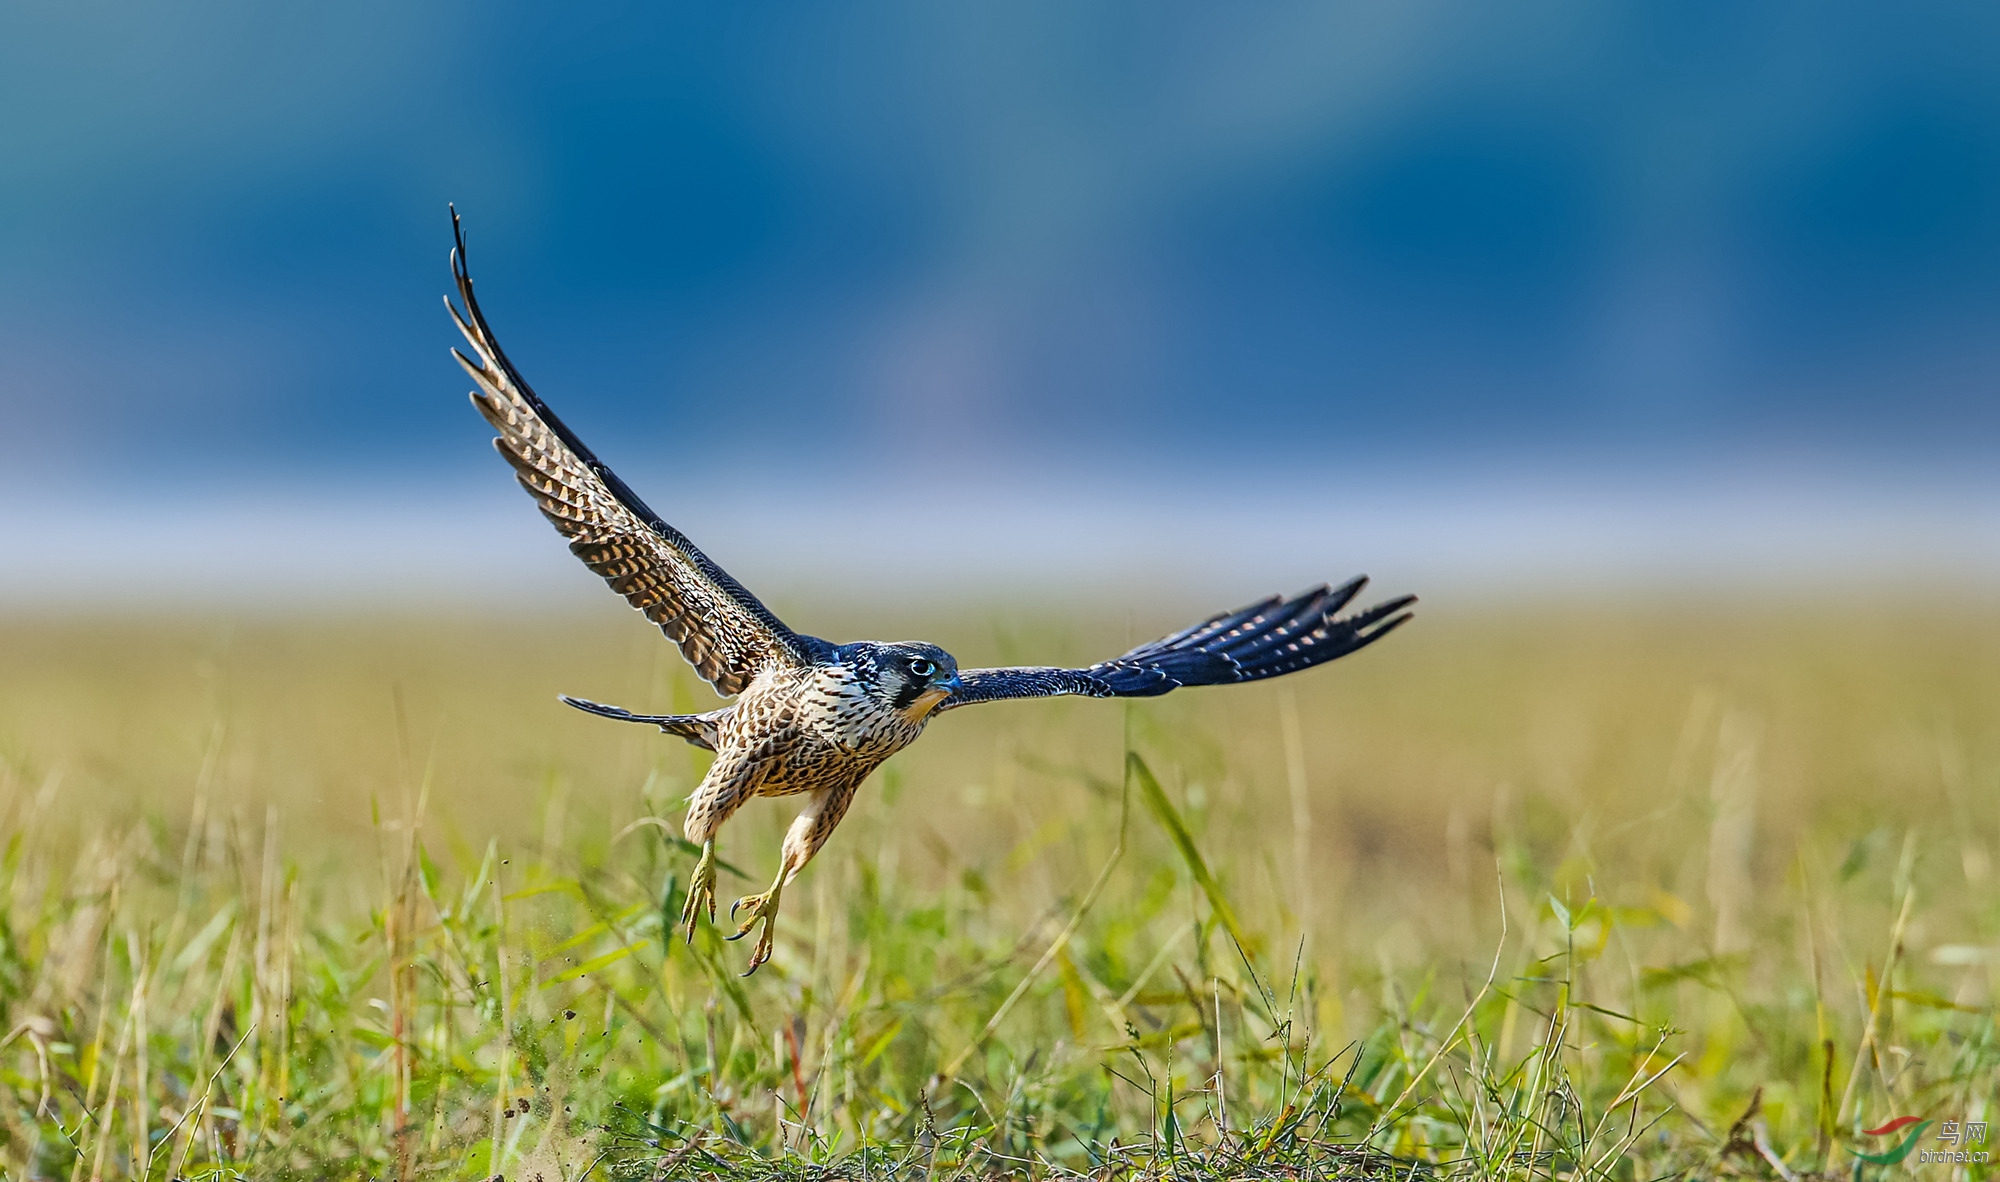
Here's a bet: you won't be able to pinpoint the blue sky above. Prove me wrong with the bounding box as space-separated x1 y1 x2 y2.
2 2 1996 598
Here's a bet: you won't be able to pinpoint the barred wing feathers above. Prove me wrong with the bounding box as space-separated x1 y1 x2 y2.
940 578 1413 710
446 210 811 695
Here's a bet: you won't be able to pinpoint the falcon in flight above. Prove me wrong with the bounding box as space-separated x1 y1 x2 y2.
446 211 1415 974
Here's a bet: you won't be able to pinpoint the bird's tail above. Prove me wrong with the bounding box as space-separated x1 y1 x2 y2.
559 695 721 751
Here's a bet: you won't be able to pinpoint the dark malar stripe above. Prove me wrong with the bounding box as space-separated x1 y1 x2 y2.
889 678 927 712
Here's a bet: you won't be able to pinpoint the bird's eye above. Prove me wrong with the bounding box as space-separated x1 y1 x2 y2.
908 658 936 678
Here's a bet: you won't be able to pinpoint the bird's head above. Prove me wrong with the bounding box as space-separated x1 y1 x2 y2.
866 642 962 720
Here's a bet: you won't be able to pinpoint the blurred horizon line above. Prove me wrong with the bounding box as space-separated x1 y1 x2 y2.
9 460 1995 612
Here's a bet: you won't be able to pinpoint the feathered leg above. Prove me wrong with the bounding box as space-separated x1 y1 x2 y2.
728 776 861 974
679 749 766 942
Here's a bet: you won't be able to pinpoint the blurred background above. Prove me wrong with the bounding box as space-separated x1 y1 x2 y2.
3 0 1996 606
0 14 1996 1165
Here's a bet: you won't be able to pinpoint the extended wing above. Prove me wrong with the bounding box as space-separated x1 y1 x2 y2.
447 209 815 695
939 578 1413 711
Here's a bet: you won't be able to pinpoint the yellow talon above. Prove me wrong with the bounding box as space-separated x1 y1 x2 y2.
680 841 718 942
725 885 783 975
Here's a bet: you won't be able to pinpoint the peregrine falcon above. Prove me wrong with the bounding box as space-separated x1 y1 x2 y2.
445 212 1415 974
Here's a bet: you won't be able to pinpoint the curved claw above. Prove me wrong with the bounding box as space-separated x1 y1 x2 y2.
725 893 766 940
725 889 782 970
739 927 776 976
679 889 710 945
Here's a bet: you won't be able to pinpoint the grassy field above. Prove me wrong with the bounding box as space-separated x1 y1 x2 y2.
0 598 1993 1180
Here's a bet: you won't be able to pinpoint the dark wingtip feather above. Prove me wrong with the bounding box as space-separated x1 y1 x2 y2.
1324 573 1369 614
1349 594 1418 632
1107 581 1419 691
450 203 466 266
1343 608 1416 655
1371 609 1416 637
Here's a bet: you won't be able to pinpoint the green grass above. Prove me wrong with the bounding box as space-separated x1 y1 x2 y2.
0 599 1994 1179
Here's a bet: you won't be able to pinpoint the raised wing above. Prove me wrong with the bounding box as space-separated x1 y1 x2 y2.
446 209 814 695
939 578 1413 711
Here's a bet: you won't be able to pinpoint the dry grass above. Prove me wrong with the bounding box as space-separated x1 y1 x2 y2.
0 597 1993 1179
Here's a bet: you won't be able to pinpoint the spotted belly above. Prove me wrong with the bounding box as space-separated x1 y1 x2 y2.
745 732 880 798
760 724 921 799
723 665 929 798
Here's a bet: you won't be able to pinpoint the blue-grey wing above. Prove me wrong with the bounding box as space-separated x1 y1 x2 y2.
939 667 1115 709
446 210 818 695
939 578 1414 712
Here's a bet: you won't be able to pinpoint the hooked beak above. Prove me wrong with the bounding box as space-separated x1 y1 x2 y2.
907 674 962 720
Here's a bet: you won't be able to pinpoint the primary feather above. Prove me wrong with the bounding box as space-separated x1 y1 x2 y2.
939 580 1415 710
445 208 816 695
